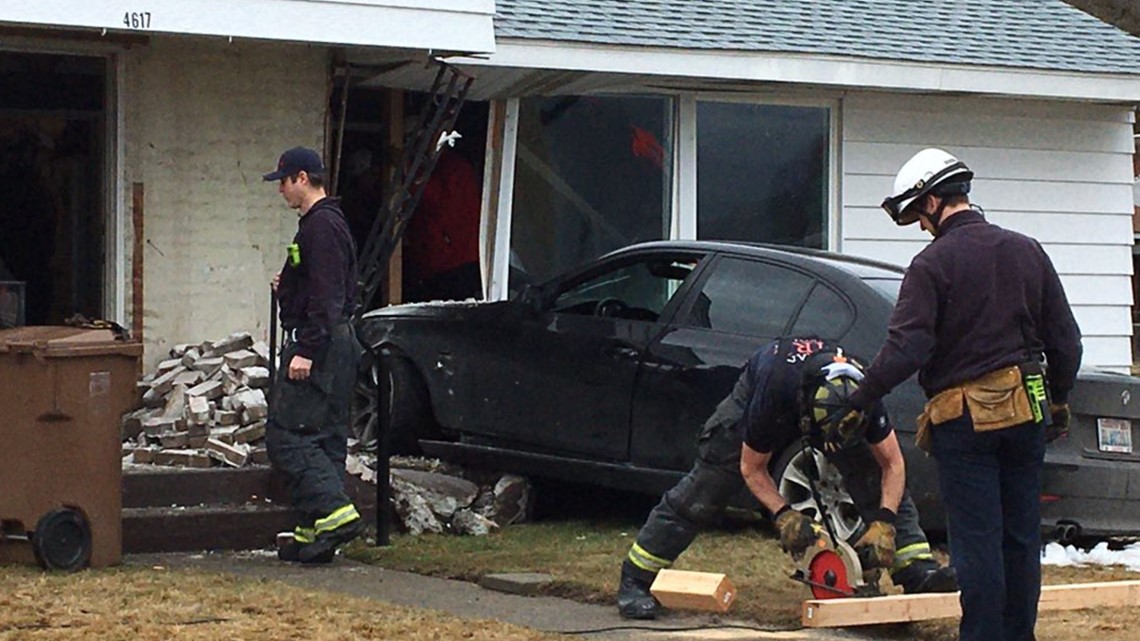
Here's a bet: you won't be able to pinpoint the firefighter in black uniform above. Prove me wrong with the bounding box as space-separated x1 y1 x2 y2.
264 147 364 563
847 148 1082 641
617 337 957 620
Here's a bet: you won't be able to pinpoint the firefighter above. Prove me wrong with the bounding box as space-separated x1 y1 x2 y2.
264 147 365 563
617 337 957 620
846 148 1082 641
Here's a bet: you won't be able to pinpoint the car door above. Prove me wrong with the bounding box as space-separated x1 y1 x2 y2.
468 251 707 461
629 254 853 471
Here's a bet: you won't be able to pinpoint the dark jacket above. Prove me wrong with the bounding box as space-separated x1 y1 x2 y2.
277 197 359 359
851 209 1082 407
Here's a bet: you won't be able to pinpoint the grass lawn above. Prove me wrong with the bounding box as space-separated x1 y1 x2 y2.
346 509 1140 641
0 563 561 641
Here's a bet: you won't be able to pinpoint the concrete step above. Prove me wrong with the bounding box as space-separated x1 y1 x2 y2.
121 466 378 553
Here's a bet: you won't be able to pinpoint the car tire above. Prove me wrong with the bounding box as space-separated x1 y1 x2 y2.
365 354 440 456
771 443 865 544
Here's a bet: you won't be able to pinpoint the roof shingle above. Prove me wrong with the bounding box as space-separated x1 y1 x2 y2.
495 0 1140 74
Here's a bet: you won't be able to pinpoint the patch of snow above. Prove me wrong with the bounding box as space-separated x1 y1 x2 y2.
1041 541 1140 572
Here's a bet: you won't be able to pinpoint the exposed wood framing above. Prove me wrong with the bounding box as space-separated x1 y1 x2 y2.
384 88 404 306
802 580 1140 628
131 182 144 344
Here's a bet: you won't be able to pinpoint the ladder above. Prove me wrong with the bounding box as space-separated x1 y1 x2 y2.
354 60 474 319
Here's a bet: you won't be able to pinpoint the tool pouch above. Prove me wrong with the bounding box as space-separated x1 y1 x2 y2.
963 366 1035 433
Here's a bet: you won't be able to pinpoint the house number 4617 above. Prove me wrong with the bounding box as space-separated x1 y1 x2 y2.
123 12 152 29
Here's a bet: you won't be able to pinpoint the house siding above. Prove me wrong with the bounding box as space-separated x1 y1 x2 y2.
121 37 329 366
840 93 1135 370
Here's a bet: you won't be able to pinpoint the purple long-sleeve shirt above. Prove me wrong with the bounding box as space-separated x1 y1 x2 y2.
850 209 1082 408
276 197 359 359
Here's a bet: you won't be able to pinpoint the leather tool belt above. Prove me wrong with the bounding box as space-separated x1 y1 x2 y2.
915 364 1044 453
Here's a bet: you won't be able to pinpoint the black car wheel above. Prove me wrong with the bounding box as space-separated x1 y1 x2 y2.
772 444 864 544
32 508 91 572
354 354 440 455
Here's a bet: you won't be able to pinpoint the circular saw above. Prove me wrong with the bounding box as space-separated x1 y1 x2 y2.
792 535 882 599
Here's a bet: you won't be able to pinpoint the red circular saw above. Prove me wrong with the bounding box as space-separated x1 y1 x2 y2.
793 536 880 599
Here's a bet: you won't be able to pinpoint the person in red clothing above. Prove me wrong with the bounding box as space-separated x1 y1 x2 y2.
403 145 482 302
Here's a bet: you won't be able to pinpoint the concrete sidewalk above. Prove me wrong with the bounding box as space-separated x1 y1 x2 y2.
127 551 883 641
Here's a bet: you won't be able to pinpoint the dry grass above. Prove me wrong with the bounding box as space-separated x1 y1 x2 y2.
347 517 1140 640
0 563 561 641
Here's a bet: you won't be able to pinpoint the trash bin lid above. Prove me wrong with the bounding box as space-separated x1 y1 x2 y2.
0 326 143 358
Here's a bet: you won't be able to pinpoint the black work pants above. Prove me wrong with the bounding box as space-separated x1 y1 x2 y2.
625 416 934 583
931 414 1043 641
267 325 360 519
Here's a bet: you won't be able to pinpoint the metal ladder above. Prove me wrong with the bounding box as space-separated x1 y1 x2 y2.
354 60 474 319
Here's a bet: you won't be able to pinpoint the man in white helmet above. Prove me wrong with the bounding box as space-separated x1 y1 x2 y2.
841 148 1082 641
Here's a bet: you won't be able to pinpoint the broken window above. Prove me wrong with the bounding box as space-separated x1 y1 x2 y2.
510 95 674 288
0 51 107 325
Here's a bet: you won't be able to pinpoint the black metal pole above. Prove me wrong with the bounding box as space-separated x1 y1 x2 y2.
370 347 392 547
268 289 278 382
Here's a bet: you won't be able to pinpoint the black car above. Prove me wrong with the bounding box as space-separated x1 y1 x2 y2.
357 240 1140 540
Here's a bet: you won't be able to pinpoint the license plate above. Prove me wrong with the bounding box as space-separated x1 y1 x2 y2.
1096 418 1133 454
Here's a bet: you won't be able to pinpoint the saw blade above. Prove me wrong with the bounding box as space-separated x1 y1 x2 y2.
805 548 855 600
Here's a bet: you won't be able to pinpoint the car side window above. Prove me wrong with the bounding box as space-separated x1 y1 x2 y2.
551 257 699 321
684 257 813 336
789 282 853 339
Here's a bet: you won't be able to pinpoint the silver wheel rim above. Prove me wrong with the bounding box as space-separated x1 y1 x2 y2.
351 364 380 452
777 447 864 543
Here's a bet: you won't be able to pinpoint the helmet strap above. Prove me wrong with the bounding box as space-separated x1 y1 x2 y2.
917 195 950 237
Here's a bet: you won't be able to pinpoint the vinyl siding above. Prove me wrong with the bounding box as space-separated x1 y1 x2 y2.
840 94 1135 370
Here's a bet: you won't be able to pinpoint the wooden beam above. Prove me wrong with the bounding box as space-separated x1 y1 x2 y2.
131 182 144 345
802 580 1140 628
650 569 736 614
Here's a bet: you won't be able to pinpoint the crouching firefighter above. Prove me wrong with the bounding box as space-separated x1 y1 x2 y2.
264 147 365 564
617 337 956 619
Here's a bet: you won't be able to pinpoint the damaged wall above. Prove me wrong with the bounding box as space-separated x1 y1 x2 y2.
122 37 329 366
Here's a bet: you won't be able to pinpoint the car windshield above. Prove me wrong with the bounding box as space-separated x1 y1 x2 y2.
863 277 902 303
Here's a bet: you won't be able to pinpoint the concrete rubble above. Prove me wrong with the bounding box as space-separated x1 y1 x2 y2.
349 452 534 537
120 331 271 469
119 331 534 535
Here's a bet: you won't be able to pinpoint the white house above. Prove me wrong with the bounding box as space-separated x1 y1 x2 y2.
0 0 1137 370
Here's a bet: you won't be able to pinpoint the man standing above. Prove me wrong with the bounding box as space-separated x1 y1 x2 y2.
264 147 364 563
848 148 1082 641
617 337 956 620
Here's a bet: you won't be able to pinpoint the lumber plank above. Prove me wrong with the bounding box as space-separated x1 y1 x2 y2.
802 580 1140 628
650 569 736 613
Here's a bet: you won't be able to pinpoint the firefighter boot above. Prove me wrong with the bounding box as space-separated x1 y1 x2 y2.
617 565 661 620
893 563 958 594
298 504 363 564
277 528 335 564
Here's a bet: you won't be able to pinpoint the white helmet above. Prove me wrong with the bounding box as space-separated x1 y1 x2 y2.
881 148 973 226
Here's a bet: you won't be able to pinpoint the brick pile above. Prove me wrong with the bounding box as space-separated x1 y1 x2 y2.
121 332 272 469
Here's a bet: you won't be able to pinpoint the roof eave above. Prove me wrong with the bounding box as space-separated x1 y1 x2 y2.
454 39 1140 102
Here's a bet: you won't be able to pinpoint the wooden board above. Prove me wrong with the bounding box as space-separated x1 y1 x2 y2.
650 569 736 613
802 580 1140 628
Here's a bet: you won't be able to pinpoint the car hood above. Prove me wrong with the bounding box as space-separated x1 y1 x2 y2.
360 299 515 322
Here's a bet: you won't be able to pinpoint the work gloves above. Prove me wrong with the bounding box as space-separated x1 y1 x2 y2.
854 508 897 570
826 408 866 452
1046 403 1070 443
774 505 824 558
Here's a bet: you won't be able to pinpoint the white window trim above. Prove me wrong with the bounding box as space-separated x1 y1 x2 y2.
486 91 841 299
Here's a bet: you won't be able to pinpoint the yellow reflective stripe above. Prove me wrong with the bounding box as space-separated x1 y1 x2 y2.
893 542 934 570
293 527 316 544
314 504 361 534
627 543 672 572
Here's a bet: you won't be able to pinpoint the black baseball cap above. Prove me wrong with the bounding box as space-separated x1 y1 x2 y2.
263 147 325 181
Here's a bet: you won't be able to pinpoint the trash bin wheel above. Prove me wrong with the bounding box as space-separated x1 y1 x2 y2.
32 508 91 572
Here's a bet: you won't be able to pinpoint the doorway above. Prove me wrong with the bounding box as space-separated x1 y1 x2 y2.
0 51 108 327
